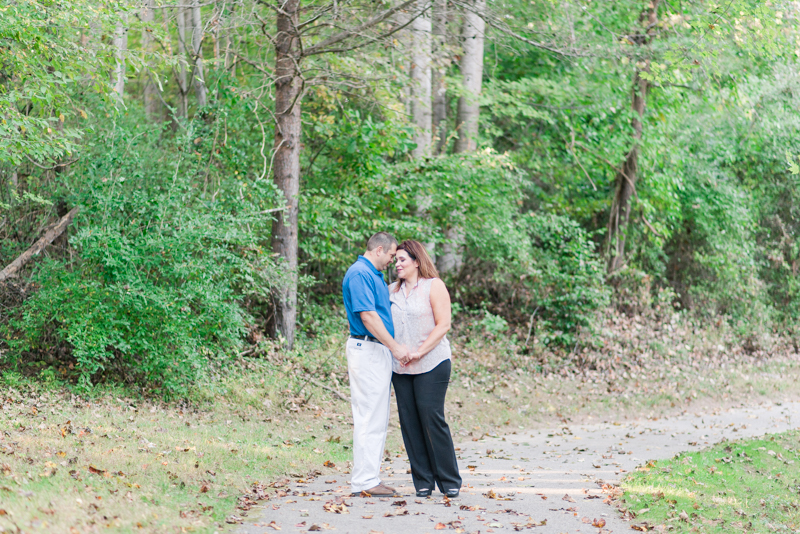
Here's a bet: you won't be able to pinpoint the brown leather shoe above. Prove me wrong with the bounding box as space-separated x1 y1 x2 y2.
359 484 398 497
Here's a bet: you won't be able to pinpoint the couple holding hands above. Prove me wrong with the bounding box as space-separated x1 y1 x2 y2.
342 232 462 498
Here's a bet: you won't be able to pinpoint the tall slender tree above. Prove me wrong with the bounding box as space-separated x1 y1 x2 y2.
112 15 128 100
142 0 162 120
175 7 190 117
438 0 485 274
606 0 661 273
264 0 426 348
431 0 448 153
454 0 484 153
410 0 432 158
191 0 207 107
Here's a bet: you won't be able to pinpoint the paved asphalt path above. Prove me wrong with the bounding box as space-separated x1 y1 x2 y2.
238 400 800 534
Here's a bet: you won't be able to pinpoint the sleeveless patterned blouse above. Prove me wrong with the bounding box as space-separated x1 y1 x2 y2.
389 277 451 375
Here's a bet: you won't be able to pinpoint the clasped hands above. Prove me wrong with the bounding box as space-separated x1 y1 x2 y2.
392 345 422 366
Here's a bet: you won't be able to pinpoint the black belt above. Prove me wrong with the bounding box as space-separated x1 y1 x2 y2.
350 334 382 345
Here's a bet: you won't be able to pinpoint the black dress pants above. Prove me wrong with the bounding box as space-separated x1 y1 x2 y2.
392 359 462 493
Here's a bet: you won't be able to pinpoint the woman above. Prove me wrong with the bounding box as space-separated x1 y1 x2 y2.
390 239 462 498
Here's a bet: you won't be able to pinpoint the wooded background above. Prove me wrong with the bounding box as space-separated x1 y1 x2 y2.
2 0 799 395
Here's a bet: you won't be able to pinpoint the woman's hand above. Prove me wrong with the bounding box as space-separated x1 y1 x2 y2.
400 351 423 366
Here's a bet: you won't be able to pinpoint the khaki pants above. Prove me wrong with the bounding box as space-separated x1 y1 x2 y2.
346 337 392 493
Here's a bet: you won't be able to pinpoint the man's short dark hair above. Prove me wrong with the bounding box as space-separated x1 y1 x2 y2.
367 232 397 252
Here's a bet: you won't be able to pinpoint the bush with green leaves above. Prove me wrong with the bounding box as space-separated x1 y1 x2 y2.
2 105 285 396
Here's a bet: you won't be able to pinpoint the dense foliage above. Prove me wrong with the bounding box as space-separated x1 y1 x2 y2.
1 0 799 395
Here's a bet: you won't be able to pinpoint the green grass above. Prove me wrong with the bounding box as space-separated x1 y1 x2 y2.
619 431 800 533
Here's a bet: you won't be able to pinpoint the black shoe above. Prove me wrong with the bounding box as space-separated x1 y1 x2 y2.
416 488 432 498
445 488 460 498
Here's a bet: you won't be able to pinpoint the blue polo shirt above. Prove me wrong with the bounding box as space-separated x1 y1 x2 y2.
342 256 394 338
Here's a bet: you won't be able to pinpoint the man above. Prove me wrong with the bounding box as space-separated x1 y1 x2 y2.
342 232 409 497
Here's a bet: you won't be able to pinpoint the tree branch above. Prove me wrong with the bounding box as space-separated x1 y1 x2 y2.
302 0 421 57
0 207 79 283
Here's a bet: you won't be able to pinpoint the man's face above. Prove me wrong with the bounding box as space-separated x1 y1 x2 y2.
375 244 398 271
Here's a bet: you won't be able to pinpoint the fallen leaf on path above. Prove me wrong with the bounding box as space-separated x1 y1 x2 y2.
562 494 576 503
323 498 349 514
295 522 306 528
581 517 591 524
267 520 281 530
392 500 407 507
308 525 321 532
383 507 408 517
225 515 243 524
362 514 373 519
484 489 513 501
434 523 447 530
592 518 606 527
324 460 336 468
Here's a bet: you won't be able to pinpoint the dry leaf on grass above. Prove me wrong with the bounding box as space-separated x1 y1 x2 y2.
323 460 336 468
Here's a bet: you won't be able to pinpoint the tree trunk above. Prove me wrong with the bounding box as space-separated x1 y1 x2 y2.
191 0 208 108
409 0 432 158
271 0 303 350
454 0 485 153
431 0 448 153
606 0 660 274
142 0 161 121
112 15 128 100
176 7 190 118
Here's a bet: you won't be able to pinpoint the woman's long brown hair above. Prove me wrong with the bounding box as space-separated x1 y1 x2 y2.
393 239 439 291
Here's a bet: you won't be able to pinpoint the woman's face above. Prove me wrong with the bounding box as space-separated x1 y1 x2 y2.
395 249 419 280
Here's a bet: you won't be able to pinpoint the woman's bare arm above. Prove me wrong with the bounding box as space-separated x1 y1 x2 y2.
411 278 451 358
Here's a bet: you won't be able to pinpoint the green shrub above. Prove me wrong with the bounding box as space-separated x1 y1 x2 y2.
1 106 284 396
525 213 610 345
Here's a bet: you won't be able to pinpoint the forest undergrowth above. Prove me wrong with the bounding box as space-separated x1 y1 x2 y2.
1 308 798 533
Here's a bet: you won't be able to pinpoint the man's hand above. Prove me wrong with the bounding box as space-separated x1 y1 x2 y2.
392 344 410 364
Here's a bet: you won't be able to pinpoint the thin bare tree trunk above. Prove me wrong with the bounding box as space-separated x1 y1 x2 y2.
176 7 190 117
440 0 485 274
142 0 162 120
271 0 303 350
112 15 128 100
191 0 208 107
431 0 448 153
410 0 432 158
454 0 485 153
0 208 79 282
607 0 661 273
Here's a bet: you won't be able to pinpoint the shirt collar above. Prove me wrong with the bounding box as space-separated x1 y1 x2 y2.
357 255 382 275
